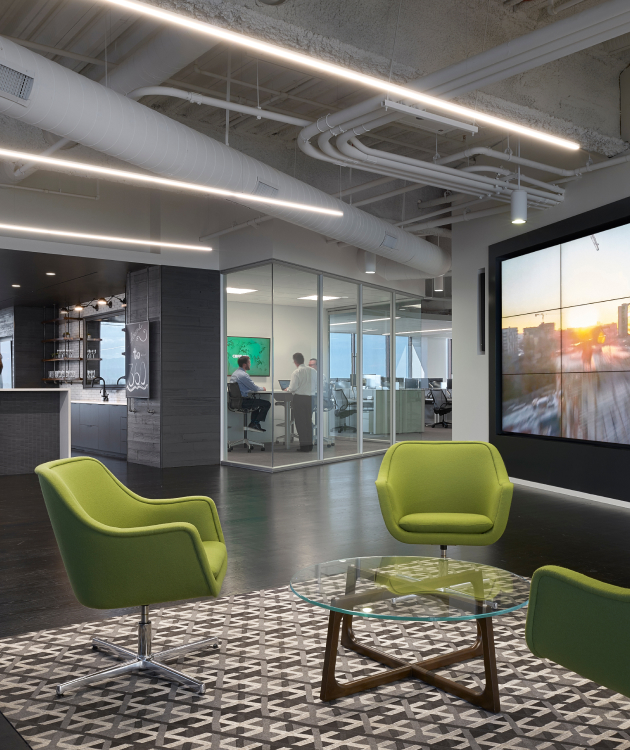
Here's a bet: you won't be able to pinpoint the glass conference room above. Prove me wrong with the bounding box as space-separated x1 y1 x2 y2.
222 261 426 470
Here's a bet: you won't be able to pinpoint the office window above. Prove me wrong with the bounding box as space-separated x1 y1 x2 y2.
363 334 387 377
396 336 409 378
329 333 352 378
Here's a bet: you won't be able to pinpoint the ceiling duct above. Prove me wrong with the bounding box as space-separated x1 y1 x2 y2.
0 36 450 276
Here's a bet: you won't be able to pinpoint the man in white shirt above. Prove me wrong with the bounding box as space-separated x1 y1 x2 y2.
230 355 270 432
286 352 317 452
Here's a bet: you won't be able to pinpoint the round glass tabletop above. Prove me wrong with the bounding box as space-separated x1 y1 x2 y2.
290 556 530 622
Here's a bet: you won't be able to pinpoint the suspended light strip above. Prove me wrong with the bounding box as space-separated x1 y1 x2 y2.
100 0 580 151
0 223 212 251
0 148 343 217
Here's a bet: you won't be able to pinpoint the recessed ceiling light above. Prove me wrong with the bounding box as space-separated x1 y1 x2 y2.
11 284 20 288
298 295 348 301
0 223 212 252
226 287 258 294
0 147 344 217
100 0 580 150
46 272 56 276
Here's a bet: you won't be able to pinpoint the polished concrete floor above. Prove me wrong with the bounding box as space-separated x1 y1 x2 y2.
2 451 630 640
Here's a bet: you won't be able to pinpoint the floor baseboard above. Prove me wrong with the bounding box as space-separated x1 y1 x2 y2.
510 477 630 510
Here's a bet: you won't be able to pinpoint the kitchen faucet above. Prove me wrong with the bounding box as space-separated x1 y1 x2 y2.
91 377 109 402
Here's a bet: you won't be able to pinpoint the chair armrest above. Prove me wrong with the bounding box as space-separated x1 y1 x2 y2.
526 566 630 698
130 495 224 543
58 517 221 608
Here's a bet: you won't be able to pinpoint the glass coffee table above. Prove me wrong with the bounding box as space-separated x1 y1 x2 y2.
290 556 529 712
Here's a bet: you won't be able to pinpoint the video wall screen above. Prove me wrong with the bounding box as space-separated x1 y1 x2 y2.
500 222 630 446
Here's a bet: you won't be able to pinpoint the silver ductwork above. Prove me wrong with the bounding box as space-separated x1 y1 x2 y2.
0 37 450 276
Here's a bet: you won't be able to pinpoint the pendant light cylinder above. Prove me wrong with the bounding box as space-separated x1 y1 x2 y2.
511 189 528 224
364 251 376 274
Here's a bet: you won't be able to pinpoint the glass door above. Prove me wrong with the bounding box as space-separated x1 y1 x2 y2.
362 287 392 452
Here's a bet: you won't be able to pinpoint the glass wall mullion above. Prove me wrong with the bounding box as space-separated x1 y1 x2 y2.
317 274 324 461
220 274 227 462
389 291 396 446
357 284 363 453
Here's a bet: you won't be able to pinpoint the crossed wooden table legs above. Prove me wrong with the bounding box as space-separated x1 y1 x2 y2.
320 609 500 712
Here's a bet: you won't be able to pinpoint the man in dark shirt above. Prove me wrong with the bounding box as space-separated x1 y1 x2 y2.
230 355 270 431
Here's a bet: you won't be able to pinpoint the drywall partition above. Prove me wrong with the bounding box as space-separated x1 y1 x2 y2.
452 159 630 502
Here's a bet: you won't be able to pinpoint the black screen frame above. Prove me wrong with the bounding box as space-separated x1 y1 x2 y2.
490 196 630 501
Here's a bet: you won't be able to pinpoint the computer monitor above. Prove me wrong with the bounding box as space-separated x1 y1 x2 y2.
447 378 452 389
278 379 290 390
419 378 429 389
404 378 419 389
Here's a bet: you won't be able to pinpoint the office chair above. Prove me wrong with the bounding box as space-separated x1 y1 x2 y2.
430 388 452 428
332 387 357 433
227 382 265 453
526 566 630 698
375 441 513 559
35 456 227 695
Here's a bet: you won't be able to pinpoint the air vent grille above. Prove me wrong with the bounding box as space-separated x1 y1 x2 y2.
381 233 398 250
253 180 279 198
0 64 33 101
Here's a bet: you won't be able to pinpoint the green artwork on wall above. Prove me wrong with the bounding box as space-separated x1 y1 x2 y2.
227 336 271 376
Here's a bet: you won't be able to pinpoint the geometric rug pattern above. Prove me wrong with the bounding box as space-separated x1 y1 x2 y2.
0 586 629 749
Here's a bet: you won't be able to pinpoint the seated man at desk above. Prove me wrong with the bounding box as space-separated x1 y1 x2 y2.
230 355 270 432
286 352 317 452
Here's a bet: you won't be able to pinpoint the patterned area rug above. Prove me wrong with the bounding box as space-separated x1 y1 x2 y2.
0 586 628 749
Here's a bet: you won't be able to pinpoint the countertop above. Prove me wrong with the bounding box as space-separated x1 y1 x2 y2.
1 388 71 392
71 400 126 406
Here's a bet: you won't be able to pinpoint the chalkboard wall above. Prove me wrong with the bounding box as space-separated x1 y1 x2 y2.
126 321 149 399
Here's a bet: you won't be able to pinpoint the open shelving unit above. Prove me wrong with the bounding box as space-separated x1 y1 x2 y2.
42 307 84 385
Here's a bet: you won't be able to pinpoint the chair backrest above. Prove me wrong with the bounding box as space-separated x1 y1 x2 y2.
377 441 509 518
334 387 349 411
433 389 447 407
227 382 244 411
35 457 155 606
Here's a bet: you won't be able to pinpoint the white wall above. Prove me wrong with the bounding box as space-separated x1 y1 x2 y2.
226 300 317 391
452 160 630 442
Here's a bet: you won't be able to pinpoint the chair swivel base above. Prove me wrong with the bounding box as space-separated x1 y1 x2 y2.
56 606 218 696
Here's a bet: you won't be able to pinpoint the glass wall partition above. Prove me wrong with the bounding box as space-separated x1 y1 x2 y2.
272 265 319 468
223 261 444 470
323 276 359 458
395 294 425 441
362 287 392 452
225 265 273 469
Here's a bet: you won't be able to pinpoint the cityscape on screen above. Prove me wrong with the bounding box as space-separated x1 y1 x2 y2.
501 223 630 446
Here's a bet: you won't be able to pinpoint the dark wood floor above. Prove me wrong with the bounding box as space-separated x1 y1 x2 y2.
2 453 630 639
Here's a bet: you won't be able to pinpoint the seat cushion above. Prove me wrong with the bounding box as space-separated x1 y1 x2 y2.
398 512 493 534
203 541 228 578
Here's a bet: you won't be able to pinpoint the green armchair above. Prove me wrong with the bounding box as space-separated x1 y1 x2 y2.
35 456 227 696
375 441 513 557
526 566 630 698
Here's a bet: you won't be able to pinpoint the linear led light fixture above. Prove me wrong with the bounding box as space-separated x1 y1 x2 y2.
101 0 580 151
226 287 258 294
381 101 479 134
0 222 212 251
330 317 400 326
0 148 343 217
298 295 348 301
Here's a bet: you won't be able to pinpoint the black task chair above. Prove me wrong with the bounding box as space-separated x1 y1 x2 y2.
430 388 452 428
332 387 357 433
227 382 265 453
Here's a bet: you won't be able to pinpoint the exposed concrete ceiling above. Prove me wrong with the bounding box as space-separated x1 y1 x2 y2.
0 0 627 274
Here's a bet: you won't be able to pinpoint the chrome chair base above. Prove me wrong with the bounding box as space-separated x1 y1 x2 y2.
56 606 218 696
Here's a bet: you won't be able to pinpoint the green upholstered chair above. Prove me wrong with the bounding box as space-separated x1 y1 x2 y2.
35 456 227 696
526 566 630 698
375 441 513 558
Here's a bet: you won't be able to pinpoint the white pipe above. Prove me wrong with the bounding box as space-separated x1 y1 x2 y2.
128 86 311 127
0 36 450 276
548 0 588 15
201 215 273 240
300 0 630 162
353 183 424 207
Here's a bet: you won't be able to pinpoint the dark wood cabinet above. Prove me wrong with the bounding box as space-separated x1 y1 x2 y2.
71 403 127 458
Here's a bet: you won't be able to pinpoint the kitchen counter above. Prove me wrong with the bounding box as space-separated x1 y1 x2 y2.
71 401 127 458
0 388 71 474
71 399 126 405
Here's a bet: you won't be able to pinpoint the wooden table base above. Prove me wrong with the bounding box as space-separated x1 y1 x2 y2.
320 611 500 712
